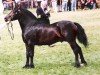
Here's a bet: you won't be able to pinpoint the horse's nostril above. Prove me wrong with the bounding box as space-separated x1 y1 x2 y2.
4 18 7 22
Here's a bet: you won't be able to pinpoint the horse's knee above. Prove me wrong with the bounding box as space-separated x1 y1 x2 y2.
26 50 30 56
30 52 34 57
27 51 33 57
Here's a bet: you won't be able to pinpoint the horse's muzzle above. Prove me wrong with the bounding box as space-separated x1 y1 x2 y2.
4 17 9 22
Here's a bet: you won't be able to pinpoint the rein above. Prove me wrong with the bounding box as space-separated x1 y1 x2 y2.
7 21 14 40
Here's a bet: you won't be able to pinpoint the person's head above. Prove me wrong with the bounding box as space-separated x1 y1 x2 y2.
37 1 41 7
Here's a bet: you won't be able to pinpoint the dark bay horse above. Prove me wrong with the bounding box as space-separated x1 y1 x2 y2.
4 6 88 68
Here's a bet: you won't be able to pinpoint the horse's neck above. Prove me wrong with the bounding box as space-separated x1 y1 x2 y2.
18 15 37 32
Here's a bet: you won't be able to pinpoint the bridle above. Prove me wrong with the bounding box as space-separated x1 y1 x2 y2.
6 2 20 40
6 19 14 40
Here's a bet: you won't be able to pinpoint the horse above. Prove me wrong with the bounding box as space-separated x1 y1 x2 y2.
4 6 88 68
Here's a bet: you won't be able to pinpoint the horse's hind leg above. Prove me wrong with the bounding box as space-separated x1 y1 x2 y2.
68 41 87 67
77 44 87 65
29 46 35 68
68 41 80 67
72 42 87 65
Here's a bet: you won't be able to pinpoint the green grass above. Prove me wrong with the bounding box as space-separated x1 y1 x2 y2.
0 9 100 75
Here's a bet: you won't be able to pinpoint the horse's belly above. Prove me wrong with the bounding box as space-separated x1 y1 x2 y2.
36 37 60 45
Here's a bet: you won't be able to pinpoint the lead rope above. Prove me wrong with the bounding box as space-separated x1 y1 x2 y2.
7 21 14 40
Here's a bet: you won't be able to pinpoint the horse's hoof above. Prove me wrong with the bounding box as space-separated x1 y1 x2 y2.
23 65 30 68
29 64 35 68
82 61 87 66
74 63 81 68
84 62 87 66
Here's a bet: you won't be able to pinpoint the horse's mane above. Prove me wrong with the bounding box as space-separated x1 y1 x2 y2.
21 8 37 20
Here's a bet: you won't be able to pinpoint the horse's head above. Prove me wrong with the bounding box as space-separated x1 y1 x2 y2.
5 4 37 22
5 4 22 22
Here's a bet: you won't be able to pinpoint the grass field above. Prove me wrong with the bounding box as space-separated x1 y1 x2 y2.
0 9 100 75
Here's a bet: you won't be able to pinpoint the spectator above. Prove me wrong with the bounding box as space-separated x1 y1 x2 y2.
57 0 62 12
62 0 68 11
20 0 28 9
36 0 42 6
36 1 50 24
80 0 86 10
15 0 20 3
67 0 71 11
92 0 97 9
41 0 48 11
3 0 14 10
15 0 28 9
36 1 44 17
0 0 6 39
71 0 77 11
96 0 100 8
51 0 57 12
3 0 7 10
85 0 94 9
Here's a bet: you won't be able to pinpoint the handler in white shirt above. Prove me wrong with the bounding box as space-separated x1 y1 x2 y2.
15 0 20 3
0 0 6 39
0 0 6 31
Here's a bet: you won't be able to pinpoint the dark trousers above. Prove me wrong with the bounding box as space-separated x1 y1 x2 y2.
67 3 71 11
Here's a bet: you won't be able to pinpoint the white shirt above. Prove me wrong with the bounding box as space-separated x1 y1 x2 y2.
0 0 2 3
0 0 5 32
15 0 21 3
0 0 4 14
36 0 42 1
41 0 47 10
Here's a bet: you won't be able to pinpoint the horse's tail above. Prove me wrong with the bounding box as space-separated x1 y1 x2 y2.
74 22 88 47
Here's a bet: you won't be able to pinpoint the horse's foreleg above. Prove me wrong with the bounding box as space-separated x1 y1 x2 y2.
23 44 35 68
68 41 80 67
29 45 35 68
23 45 30 68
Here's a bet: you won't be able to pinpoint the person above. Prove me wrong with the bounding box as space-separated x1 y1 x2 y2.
36 1 45 17
15 0 28 9
80 0 86 10
20 0 28 9
15 0 20 3
36 1 50 24
67 0 71 11
41 0 48 11
0 0 6 39
57 0 62 12
0 0 4 15
4 0 14 10
62 0 68 11
51 0 57 12
85 0 94 9
71 0 77 11
92 0 96 9
0 0 5 30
